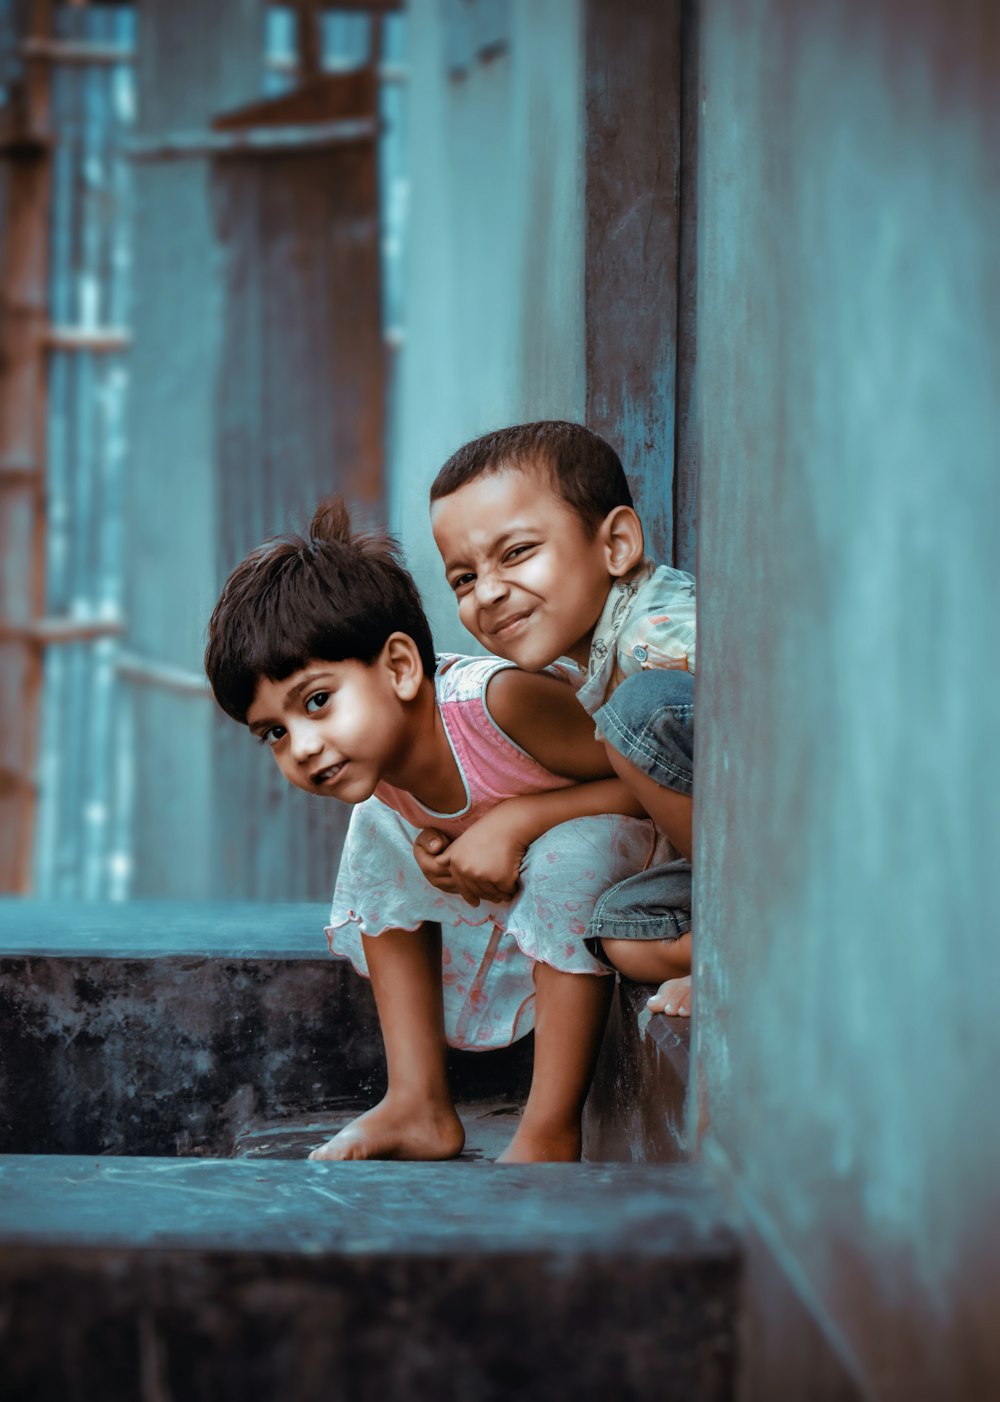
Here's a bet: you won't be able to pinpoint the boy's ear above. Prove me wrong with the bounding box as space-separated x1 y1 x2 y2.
382 633 424 701
600 506 644 578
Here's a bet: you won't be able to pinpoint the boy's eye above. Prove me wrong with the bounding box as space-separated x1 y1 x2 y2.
503 543 535 563
450 573 475 594
305 691 329 714
258 725 286 748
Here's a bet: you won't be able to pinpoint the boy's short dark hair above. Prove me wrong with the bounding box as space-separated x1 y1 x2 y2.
205 497 436 724
429 421 634 535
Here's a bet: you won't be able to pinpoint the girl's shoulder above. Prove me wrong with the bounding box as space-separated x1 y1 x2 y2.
433 652 514 706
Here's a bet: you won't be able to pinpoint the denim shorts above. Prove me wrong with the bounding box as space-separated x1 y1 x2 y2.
593 668 694 795
588 669 694 944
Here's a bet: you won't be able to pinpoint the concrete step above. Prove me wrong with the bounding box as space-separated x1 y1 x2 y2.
232 1099 525 1163
0 900 534 1157
585 978 692 1163
0 1155 739 1401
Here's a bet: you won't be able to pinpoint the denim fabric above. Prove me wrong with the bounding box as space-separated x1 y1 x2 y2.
593 669 694 794
588 858 692 943
588 669 694 943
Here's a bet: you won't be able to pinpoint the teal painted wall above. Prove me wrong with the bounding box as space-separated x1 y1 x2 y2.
391 0 586 651
693 2 1000 1395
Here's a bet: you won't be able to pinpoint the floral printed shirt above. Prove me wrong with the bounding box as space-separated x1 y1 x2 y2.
574 560 696 717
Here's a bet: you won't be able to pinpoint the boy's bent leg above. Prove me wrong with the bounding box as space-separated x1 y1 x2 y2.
594 669 694 858
601 930 691 985
589 859 694 1017
600 933 693 1018
606 749 692 858
309 922 465 1162
591 671 695 1014
498 966 613 1164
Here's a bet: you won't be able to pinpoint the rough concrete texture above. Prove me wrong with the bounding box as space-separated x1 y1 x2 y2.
0 1158 739 1402
584 979 690 1164
0 902 533 1156
0 950 382 1156
231 1099 525 1164
693 2 1000 1397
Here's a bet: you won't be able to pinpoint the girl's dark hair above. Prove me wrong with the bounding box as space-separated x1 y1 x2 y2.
430 421 634 535
205 497 436 723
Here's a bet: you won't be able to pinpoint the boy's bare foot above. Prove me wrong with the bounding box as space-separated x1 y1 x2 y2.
497 1124 582 1163
308 1094 465 1162
646 974 692 1017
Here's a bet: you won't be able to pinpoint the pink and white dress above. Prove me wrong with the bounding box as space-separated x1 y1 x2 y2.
327 655 656 1050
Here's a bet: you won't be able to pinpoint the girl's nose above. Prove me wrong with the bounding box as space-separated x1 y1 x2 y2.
289 720 323 762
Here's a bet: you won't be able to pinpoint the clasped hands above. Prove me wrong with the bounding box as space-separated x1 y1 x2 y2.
411 802 530 907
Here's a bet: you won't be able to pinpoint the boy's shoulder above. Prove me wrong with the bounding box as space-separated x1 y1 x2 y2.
616 562 696 670
577 561 696 715
599 561 695 647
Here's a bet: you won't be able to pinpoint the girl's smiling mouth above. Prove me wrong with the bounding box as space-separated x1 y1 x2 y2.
310 760 347 787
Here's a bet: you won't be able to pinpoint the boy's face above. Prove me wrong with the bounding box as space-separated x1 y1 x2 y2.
431 466 613 669
245 656 406 803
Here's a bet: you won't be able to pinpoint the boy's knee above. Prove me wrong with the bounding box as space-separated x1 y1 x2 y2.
600 934 691 984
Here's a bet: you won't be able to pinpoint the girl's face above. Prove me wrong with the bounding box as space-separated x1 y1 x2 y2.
245 650 411 803
431 467 615 669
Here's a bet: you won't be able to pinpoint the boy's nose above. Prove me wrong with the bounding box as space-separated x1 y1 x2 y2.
475 569 508 607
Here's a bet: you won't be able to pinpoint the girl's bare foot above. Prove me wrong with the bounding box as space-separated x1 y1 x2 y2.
308 1094 465 1162
646 974 692 1017
497 1124 582 1163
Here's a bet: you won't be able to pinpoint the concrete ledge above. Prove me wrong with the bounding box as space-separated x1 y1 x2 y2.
0 901 534 1156
0 898 334 959
0 1157 739 1401
584 979 691 1163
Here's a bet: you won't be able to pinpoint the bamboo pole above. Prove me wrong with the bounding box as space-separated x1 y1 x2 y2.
0 0 53 891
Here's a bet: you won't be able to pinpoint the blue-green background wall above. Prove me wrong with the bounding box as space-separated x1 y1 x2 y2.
693 2 1000 1394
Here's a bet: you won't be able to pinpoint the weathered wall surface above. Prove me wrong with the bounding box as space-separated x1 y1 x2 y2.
392 0 585 650
693 2 1000 1397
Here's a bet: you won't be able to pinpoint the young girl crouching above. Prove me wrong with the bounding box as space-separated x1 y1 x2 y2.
204 499 655 1163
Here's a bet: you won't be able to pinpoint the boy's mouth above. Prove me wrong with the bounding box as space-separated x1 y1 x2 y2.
490 609 533 640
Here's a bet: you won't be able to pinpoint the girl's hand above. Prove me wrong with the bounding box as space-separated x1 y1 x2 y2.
412 813 526 907
412 828 457 893
443 808 527 907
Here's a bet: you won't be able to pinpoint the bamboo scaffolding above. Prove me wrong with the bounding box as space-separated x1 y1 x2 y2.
116 652 211 697
127 117 377 161
1 616 125 645
0 0 53 891
44 325 131 351
20 37 408 84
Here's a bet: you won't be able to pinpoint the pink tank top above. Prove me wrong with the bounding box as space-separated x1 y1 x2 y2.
373 654 572 837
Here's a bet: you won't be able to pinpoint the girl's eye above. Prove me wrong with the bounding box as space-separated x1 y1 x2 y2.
305 691 329 714
259 725 285 748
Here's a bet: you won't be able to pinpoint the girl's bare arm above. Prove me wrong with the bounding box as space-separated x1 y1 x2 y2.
413 670 647 905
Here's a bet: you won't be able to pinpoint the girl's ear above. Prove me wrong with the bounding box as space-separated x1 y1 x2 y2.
600 506 645 578
382 633 424 701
